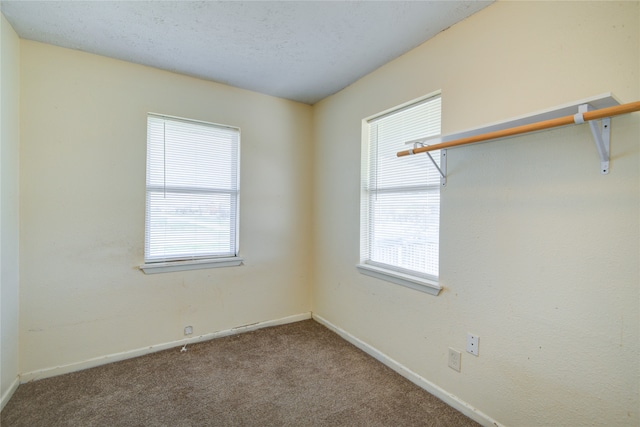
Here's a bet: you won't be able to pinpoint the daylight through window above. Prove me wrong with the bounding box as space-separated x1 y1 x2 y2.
360 94 441 283
145 114 240 264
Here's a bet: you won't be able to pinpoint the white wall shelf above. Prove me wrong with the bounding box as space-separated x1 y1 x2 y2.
399 93 640 175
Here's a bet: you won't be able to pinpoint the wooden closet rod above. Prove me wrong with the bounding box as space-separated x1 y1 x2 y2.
397 100 640 157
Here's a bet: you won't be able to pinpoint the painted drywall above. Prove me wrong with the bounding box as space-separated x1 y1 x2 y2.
312 2 639 426
19 40 313 375
0 14 21 409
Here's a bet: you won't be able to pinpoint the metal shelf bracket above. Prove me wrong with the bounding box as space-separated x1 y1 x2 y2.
577 103 611 174
409 141 447 186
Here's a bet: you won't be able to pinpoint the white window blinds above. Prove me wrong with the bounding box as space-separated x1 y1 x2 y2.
145 114 240 263
362 95 441 280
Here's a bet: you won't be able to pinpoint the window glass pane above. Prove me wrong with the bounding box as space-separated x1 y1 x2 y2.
146 191 235 260
370 98 441 190
369 190 439 277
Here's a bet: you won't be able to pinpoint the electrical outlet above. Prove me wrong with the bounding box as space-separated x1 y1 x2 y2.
448 348 461 372
466 333 479 356
184 326 193 335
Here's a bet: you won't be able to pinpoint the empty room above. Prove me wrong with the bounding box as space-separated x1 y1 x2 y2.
1 1 638 426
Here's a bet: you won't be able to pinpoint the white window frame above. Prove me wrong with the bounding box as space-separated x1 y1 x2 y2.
357 93 442 295
140 113 243 274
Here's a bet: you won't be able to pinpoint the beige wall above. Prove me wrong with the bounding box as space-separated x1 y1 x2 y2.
0 14 21 409
19 41 313 374
312 2 639 426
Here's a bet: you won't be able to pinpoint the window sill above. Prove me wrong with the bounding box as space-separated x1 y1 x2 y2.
356 264 441 296
140 257 243 274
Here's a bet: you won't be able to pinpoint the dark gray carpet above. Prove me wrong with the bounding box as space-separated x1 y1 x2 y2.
1 319 480 426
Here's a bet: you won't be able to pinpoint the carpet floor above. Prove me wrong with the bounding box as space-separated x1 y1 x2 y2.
1 319 480 426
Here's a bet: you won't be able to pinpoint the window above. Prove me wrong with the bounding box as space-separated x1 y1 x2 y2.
358 94 442 295
140 114 242 274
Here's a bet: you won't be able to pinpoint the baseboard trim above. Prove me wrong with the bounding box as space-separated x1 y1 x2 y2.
20 312 312 384
1 376 20 411
312 314 502 427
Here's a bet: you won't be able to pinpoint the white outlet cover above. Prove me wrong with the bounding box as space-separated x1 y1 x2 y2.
448 348 461 372
466 333 479 356
184 326 193 335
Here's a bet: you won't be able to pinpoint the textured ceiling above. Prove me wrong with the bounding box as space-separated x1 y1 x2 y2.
1 1 492 104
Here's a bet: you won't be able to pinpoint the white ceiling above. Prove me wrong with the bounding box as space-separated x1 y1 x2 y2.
1 1 492 105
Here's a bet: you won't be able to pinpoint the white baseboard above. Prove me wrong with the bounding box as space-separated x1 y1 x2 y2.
312 314 503 427
20 312 311 384
1 376 20 412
